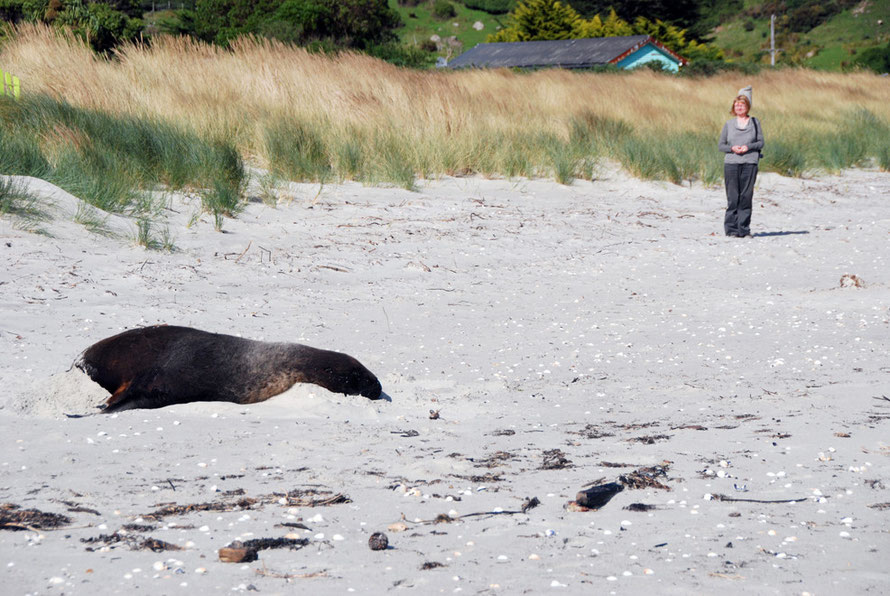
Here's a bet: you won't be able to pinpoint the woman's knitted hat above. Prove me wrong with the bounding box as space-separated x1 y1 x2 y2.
738 85 753 108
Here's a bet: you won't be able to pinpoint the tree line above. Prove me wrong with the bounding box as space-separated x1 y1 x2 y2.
1 0 885 72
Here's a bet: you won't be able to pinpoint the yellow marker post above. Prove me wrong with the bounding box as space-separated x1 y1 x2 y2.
2 70 21 99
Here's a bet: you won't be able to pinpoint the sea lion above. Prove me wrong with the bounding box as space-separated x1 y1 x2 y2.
74 325 383 413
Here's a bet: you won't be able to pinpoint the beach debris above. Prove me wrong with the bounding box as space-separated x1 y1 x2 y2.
407 498 543 525
541 449 572 470
144 498 259 520
420 561 445 570
142 488 349 520
453 472 504 483
277 521 311 530
568 462 672 512
624 503 656 512
274 490 351 508
243 537 310 551
868 503 890 510
429 409 440 420
473 450 516 468
0 503 71 531
219 546 258 563
671 424 707 431
571 424 614 439
56 500 101 516
490 429 515 436
219 537 309 563
255 568 328 579
708 494 809 504
387 522 409 532
839 273 864 288
521 497 542 513
122 523 157 532
81 532 183 552
572 483 624 510
618 462 672 490
392 429 420 438
626 434 672 444
368 532 389 551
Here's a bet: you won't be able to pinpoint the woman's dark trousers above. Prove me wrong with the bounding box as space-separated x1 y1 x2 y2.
724 163 758 236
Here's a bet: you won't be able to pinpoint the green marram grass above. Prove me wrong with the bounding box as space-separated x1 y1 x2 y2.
0 94 246 236
0 176 49 234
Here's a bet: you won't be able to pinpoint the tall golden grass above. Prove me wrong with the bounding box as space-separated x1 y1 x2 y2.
2 24 889 180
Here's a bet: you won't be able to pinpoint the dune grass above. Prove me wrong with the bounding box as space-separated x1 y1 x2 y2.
0 24 888 236
0 176 49 233
0 90 246 232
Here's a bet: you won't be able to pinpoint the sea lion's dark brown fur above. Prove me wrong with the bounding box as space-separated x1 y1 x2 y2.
74 325 382 413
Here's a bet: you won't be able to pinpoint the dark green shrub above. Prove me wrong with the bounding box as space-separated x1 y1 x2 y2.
0 0 26 22
432 0 456 20
366 41 437 67
679 60 762 77
463 0 514 14
853 43 890 74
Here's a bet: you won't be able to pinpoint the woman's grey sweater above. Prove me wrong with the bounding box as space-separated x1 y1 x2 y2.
718 118 764 165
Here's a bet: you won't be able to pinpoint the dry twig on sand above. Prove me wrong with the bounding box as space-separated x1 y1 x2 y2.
711 494 809 504
409 497 541 525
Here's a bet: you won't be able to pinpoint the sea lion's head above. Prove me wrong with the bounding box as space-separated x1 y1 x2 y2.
314 351 383 400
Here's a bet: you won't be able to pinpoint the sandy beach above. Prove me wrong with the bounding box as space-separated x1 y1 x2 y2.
1 167 888 595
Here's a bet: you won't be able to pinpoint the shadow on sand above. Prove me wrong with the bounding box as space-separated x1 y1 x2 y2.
752 230 810 238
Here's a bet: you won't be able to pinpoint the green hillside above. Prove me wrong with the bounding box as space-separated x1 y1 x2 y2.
711 0 890 70
391 0 889 70
388 0 509 59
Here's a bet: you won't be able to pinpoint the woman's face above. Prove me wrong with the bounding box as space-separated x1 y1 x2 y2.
734 100 749 117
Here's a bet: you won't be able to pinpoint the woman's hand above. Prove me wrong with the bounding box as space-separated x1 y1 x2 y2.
731 145 749 154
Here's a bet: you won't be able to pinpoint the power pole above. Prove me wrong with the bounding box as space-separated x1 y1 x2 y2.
769 14 781 66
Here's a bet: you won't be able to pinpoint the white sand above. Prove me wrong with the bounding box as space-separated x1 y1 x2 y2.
1 168 888 594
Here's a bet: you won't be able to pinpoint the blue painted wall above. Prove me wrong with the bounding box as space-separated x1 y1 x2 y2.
616 44 681 72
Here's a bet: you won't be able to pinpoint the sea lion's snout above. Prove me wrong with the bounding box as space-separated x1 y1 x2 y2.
361 376 383 400
318 351 383 400
343 363 382 400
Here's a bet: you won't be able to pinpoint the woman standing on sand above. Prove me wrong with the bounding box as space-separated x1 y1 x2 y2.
718 86 764 238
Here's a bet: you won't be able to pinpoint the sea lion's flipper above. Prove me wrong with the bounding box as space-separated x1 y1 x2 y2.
102 368 169 413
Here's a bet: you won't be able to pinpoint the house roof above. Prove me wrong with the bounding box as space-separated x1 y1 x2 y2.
447 35 686 70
